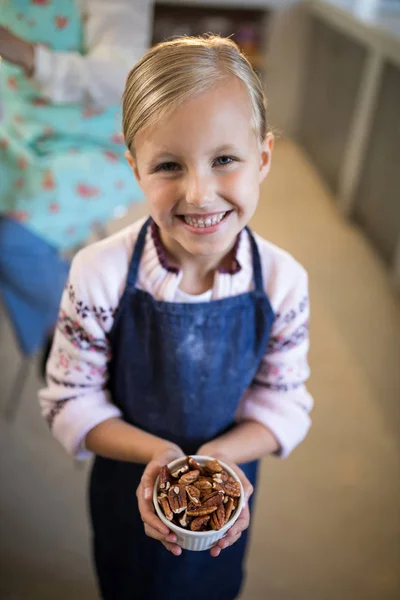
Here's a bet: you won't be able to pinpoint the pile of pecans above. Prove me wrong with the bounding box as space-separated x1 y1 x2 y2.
156 457 241 532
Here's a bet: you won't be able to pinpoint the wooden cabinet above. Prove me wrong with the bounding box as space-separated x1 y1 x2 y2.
353 61 400 264
297 18 367 195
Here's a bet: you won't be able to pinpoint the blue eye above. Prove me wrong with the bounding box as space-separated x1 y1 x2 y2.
155 162 180 172
214 156 234 166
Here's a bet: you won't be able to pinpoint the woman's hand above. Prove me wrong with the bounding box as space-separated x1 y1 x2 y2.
136 444 185 556
196 445 254 558
0 26 34 75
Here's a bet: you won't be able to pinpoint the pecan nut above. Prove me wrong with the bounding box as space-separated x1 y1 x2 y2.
179 510 190 528
179 469 200 485
188 457 204 473
186 505 218 517
186 485 201 505
156 459 241 532
159 465 172 491
190 515 210 531
158 496 173 521
202 490 224 508
171 464 189 479
168 485 187 514
212 471 229 484
210 504 226 530
222 481 241 498
193 477 213 493
224 497 235 522
204 459 223 474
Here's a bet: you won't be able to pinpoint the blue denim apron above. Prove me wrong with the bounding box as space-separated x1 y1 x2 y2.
89 219 275 600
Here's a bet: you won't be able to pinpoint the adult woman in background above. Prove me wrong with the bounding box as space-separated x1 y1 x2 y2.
0 0 152 357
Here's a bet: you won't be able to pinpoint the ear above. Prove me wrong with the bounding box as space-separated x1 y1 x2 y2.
125 150 142 184
259 133 274 184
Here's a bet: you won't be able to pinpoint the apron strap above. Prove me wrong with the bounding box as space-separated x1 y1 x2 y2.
126 219 264 293
245 227 264 292
126 217 152 290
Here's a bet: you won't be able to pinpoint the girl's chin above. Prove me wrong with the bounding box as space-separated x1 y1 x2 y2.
179 235 238 259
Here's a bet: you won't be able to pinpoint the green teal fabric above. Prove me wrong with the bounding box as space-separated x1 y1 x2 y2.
0 0 143 249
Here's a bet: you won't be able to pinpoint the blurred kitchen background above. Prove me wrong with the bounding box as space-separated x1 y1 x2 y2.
1 0 399 599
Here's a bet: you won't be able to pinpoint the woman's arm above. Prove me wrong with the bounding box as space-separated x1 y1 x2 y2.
34 0 153 107
0 0 153 107
0 26 34 76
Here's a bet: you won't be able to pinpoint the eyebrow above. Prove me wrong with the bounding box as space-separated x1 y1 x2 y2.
148 144 241 164
212 144 241 154
149 152 180 163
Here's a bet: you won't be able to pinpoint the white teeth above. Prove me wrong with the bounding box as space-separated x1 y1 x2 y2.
182 212 226 228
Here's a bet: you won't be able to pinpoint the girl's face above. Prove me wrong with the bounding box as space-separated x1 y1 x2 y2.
127 77 273 265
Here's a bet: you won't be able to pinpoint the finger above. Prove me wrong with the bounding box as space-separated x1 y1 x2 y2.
217 459 254 502
136 478 153 504
210 545 222 558
243 483 254 504
141 463 162 500
144 523 177 543
137 484 170 536
226 506 250 537
139 503 169 535
231 465 254 501
211 531 242 556
219 532 242 550
161 541 182 556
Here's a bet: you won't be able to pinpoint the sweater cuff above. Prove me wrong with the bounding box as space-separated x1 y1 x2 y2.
236 393 312 458
33 44 53 90
51 395 122 460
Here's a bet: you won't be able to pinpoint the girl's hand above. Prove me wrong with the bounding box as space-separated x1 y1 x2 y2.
0 26 34 75
136 445 185 556
196 446 254 558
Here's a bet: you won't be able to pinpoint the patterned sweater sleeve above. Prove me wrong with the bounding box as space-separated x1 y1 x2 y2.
235 252 313 458
38 245 122 459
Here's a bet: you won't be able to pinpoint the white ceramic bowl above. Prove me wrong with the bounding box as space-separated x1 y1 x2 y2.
153 455 244 551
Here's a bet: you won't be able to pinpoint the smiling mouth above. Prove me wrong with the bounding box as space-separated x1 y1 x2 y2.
177 211 231 229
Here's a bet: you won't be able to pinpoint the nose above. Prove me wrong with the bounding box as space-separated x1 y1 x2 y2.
185 170 213 208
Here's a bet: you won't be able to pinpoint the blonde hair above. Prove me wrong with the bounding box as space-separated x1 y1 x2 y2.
122 35 268 153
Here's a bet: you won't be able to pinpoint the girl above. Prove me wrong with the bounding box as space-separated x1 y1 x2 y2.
39 35 313 600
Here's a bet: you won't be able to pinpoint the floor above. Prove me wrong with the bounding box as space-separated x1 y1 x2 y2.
0 139 399 600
